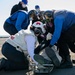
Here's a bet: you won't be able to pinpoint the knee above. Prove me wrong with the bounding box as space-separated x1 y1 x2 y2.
1 46 6 56
1 43 8 56
70 49 75 53
69 46 75 53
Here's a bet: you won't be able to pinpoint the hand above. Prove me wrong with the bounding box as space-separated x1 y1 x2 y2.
49 44 53 48
34 40 50 54
34 45 41 54
46 33 52 40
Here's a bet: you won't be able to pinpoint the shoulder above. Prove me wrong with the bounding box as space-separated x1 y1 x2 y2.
19 10 28 14
18 10 28 16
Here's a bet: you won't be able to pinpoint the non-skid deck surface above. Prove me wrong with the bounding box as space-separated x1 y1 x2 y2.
0 37 75 75
0 66 75 75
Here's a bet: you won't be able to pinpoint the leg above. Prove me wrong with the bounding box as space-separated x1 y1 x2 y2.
58 39 70 59
64 24 75 53
57 34 73 68
0 58 28 71
68 41 75 53
0 42 29 71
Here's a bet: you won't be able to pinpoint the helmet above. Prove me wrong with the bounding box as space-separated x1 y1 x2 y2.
28 10 36 17
22 0 28 5
35 5 40 9
44 10 53 18
32 21 46 34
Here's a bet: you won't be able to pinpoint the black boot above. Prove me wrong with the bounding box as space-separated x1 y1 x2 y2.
0 58 6 71
34 54 52 65
45 47 61 67
59 55 73 68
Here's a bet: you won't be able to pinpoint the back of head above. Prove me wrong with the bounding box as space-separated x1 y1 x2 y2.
44 10 53 18
10 1 28 15
18 2 28 11
28 10 36 17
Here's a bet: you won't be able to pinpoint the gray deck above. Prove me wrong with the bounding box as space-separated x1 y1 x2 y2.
0 38 75 75
0 66 75 75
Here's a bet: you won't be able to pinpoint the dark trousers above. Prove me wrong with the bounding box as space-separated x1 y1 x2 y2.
57 24 75 58
3 22 18 35
1 42 29 71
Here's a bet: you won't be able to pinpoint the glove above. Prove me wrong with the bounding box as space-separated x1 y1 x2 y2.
49 44 53 48
34 40 50 54
34 45 41 54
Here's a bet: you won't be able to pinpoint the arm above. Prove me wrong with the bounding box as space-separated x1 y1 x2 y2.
50 16 64 45
15 12 26 31
25 35 38 64
34 40 50 54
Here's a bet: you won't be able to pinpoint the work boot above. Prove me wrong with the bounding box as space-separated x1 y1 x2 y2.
59 55 73 68
45 47 61 67
0 58 6 71
34 54 53 66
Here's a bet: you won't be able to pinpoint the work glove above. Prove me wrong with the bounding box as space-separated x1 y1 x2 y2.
49 44 53 48
34 40 50 54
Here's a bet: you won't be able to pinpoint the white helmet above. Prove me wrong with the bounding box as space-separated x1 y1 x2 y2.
32 21 46 34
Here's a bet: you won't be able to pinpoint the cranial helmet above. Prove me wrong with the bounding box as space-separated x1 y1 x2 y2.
35 5 40 9
44 10 53 18
32 21 46 34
